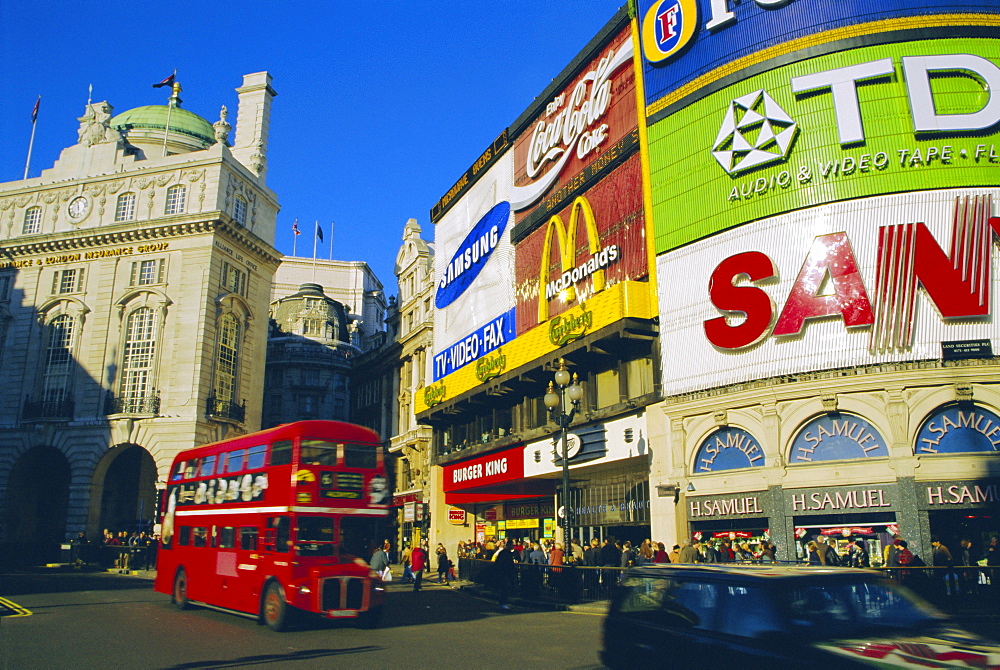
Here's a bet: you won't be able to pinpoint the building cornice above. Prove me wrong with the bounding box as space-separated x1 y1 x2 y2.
0 213 281 268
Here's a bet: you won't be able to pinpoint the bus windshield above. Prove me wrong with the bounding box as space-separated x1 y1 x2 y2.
296 516 336 556
300 440 338 466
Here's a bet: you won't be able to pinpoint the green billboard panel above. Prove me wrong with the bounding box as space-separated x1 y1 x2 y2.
650 38 1000 254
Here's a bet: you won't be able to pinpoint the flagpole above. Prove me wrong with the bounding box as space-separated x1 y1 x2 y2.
23 96 40 180
292 220 298 257
162 69 178 157
312 220 319 283
329 221 334 260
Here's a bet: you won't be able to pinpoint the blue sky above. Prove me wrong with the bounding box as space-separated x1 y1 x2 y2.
1 1 624 294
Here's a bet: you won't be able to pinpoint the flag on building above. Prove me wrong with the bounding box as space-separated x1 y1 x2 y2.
30 97 40 123
316 222 324 243
292 219 300 236
152 73 176 88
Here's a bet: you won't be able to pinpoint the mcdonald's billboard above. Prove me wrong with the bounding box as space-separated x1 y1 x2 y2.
514 153 649 334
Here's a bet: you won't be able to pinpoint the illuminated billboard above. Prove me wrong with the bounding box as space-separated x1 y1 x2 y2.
432 151 516 381
647 38 1000 254
658 189 999 395
510 24 650 335
636 0 1000 111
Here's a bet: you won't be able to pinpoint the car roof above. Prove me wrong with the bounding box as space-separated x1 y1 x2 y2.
622 563 880 581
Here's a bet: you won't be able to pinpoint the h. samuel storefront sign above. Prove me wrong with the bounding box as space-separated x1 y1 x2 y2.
649 39 1000 254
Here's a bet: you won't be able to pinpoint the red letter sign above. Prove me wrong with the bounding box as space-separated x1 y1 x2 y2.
705 251 777 349
774 232 873 336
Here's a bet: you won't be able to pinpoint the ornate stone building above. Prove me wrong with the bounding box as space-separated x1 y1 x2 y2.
0 73 280 562
262 282 357 427
388 219 434 550
350 219 434 551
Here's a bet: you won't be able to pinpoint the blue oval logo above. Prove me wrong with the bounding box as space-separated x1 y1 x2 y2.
436 201 510 309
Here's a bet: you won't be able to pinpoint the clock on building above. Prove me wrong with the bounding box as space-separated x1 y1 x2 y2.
67 195 90 221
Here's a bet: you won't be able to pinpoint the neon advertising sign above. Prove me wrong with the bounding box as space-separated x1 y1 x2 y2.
437 201 510 309
510 38 634 212
705 195 1000 352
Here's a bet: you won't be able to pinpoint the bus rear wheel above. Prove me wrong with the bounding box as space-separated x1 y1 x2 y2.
262 582 290 631
173 570 189 610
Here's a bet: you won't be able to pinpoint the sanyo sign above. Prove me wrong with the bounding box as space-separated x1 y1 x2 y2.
705 195 1000 352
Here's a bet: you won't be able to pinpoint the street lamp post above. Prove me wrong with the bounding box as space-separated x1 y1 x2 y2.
544 359 583 557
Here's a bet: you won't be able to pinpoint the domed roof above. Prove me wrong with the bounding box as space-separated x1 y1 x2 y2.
110 105 215 150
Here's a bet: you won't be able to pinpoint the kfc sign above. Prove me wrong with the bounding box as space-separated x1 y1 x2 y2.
706 195 1000 352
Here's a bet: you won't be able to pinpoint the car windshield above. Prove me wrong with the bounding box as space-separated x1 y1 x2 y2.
782 578 944 639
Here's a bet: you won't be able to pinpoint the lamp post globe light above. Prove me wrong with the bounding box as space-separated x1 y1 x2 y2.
544 359 583 556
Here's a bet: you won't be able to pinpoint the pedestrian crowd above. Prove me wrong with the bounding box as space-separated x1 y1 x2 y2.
71 528 159 571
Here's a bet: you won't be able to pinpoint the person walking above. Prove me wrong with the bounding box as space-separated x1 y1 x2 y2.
436 544 451 585
400 544 414 583
495 539 519 610
931 537 956 597
410 542 428 591
370 542 391 581
679 539 701 563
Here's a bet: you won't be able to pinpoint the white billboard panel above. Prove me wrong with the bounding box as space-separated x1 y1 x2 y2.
432 152 516 381
659 189 1000 395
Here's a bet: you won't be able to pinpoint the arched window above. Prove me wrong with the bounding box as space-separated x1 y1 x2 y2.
115 192 136 222
23 207 42 235
43 315 75 404
164 185 186 215
233 196 247 226
120 308 157 412
215 313 240 407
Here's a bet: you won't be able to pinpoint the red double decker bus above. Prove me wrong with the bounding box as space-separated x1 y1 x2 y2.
153 420 390 630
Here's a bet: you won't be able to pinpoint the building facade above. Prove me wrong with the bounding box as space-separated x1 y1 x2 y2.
387 219 434 552
0 73 281 562
262 282 357 427
270 256 386 351
638 0 1000 561
417 7 661 554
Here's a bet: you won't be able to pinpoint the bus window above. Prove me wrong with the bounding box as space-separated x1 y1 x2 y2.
192 527 208 548
296 516 335 556
344 442 378 469
218 526 236 549
199 456 217 478
271 440 293 466
184 459 199 479
265 516 290 553
340 516 378 559
247 445 266 470
178 526 191 546
171 462 185 481
240 527 259 551
301 439 338 466
225 449 245 473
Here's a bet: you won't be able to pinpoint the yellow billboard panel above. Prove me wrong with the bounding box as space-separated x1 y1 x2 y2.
417 279 655 414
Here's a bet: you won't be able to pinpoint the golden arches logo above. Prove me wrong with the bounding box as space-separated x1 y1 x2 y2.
538 195 618 322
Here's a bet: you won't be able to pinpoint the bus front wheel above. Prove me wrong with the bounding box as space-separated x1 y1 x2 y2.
262 582 289 631
173 570 189 610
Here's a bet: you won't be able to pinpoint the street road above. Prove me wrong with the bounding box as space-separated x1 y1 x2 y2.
1 569 606 669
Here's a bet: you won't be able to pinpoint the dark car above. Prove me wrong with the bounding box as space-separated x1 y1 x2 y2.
601 564 1000 669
